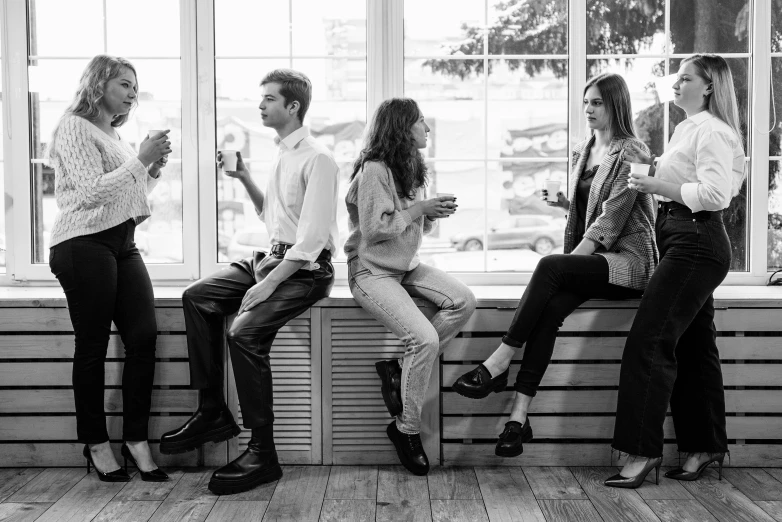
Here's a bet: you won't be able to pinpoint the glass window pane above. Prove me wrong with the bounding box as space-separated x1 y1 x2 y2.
0 26 4 272
770 161 782 271
771 57 782 157
587 0 665 55
670 0 749 54
291 0 366 56
420 161 486 272
404 0 484 56
405 59 485 159
29 0 104 56
774 4 782 52
215 0 290 57
106 0 180 57
488 0 567 55
488 60 568 160
588 57 665 157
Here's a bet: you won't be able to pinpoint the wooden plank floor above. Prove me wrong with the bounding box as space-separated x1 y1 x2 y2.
2 465 782 521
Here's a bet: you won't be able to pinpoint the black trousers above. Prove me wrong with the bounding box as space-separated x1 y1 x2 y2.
182 250 334 428
613 202 731 458
503 254 641 397
50 220 157 444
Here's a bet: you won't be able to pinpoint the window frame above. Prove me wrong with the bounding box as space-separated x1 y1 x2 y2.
0 0 776 286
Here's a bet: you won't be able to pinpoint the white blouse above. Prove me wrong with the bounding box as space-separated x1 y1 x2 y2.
260 126 340 269
655 111 745 212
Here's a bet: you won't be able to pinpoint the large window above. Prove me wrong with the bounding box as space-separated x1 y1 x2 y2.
27 0 185 265
0 0 777 284
213 0 366 264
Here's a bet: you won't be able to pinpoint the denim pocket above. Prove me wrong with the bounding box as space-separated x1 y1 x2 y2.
702 220 731 266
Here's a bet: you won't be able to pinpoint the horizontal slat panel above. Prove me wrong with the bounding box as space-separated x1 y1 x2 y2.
442 390 782 414
0 362 191 386
0 442 198 467
716 309 782 331
443 416 782 440
0 335 188 359
331 451 400 465
0 416 190 440
461 309 641 332
442 364 782 388
0 389 198 414
0 308 187 332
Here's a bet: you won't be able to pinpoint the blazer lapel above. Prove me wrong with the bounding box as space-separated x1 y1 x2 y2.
569 135 593 200
585 137 624 226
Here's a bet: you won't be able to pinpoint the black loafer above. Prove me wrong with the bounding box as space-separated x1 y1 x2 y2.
452 363 509 399
208 445 283 495
159 406 241 454
495 419 533 457
375 359 403 416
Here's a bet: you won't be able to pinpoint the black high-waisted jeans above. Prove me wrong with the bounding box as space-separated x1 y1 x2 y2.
503 254 641 397
50 220 157 444
613 202 731 458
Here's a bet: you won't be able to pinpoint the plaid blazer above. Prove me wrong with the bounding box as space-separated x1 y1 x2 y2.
564 136 659 290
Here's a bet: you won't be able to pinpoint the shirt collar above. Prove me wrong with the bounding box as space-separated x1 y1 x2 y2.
274 126 310 149
686 111 713 126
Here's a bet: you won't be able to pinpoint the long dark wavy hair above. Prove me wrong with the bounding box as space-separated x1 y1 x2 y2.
351 98 428 200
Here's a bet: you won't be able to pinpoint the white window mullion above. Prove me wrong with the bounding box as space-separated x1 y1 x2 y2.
366 0 384 115
196 0 220 279
568 0 587 166
386 0 404 98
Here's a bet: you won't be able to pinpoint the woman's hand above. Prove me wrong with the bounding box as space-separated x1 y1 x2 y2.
148 155 168 179
623 142 653 165
540 190 570 210
138 130 172 167
628 173 661 194
419 196 457 219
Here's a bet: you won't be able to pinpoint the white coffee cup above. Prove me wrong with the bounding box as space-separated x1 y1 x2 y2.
219 150 239 171
629 162 651 176
545 180 561 202
148 130 165 140
436 192 455 200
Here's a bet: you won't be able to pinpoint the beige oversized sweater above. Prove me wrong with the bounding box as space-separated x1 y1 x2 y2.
48 115 158 248
343 161 437 275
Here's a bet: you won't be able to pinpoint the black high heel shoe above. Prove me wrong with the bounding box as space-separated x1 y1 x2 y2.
604 456 662 489
121 443 169 482
452 364 509 399
83 445 131 482
665 452 725 481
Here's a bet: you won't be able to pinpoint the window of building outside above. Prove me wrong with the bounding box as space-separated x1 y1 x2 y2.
214 0 367 264
770 6 782 271
0 22 5 272
404 0 569 273
26 0 184 265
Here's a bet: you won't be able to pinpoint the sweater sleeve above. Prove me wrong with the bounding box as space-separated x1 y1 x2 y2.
56 116 148 209
357 163 414 244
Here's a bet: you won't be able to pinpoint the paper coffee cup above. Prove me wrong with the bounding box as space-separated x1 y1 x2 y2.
436 192 455 200
629 162 651 176
545 180 561 202
219 150 239 171
148 130 165 139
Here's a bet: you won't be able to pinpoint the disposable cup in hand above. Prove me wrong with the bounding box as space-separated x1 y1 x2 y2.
148 130 165 140
436 192 455 201
629 162 651 176
545 180 561 202
219 150 239 171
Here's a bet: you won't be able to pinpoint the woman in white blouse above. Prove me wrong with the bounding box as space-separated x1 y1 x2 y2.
606 54 745 489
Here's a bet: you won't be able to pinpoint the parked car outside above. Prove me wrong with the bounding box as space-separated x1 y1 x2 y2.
450 214 565 255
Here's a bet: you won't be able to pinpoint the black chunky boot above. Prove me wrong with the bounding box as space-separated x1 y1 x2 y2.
159 389 240 454
208 425 283 495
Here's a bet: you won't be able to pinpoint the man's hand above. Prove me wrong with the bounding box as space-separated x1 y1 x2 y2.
238 279 278 315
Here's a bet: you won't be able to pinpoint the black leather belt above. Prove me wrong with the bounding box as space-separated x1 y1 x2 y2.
658 201 722 222
270 243 293 257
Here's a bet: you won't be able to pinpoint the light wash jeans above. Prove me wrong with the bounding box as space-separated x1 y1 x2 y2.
348 257 477 434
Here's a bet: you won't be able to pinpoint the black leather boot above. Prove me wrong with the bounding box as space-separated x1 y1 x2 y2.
375 359 402 416
386 421 429 476
159 390 240 455
452 363 509 399
208 426 282 495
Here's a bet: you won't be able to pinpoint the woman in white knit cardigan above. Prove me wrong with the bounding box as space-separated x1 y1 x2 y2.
343 98 477 476
47 55 171 482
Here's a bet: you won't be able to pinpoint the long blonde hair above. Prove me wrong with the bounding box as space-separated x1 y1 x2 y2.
48 55 138 165
682 54 745 153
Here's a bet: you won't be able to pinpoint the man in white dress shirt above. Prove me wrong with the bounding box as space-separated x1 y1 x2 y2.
159 69 340 495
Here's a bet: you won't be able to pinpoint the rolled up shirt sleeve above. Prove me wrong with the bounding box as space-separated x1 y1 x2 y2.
680 130 735 213
284 154 340 263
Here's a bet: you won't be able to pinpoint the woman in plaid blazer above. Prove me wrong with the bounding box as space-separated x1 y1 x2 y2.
453 73 658 458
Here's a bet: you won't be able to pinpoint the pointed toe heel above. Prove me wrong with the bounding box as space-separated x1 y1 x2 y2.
604 457 662 489
121 443 170 482
83 445 131 483
664 453 725 482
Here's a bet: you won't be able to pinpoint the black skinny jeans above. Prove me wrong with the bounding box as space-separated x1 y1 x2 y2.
503 254 641 397
613 202 731 458
50 220 157 444
182 250 334 428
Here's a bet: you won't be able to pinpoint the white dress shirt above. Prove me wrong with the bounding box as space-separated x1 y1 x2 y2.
655 111 745 212
260 126 340 269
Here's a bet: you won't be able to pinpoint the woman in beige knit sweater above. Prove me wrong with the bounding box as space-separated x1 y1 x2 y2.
47 55 171 482
344 98 477 476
